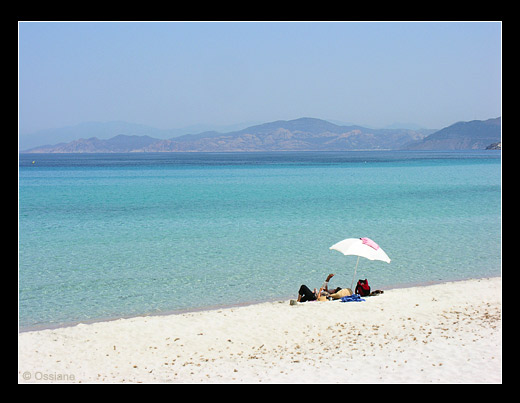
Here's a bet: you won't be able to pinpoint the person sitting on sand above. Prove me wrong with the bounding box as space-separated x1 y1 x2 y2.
297 274 342 302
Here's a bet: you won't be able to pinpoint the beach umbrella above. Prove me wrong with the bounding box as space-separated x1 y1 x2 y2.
329 237 391 290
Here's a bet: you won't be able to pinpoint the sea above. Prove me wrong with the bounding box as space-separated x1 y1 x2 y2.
18 151 502 330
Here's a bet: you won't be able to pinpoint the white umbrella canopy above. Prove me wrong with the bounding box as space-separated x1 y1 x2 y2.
329 237 391 289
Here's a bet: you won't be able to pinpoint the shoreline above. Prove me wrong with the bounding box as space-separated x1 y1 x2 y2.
19 276 501 383
19 275 498 333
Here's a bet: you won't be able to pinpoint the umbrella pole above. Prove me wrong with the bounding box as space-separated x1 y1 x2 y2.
350 256 360 290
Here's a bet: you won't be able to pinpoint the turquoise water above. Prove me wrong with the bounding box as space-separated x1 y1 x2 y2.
19 151 501 329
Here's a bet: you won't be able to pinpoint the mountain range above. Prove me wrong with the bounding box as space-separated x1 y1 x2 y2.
406 117 501 150
21 117 501 153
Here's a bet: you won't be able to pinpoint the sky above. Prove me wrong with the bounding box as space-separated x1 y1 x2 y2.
19 21 501 140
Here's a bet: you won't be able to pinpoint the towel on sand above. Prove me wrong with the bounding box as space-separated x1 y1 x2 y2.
340 294 366 302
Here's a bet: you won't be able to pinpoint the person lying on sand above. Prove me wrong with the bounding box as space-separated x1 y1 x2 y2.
297 274 342 302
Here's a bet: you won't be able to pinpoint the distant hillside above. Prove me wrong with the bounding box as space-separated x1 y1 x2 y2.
25 135 160 153
23 117 433 153
146 118 430 152
19 121 178 150
406 117 501 150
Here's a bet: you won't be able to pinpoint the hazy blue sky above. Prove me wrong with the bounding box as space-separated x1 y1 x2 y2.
19 21 501 136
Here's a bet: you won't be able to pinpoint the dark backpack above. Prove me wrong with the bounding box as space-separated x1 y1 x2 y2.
355 279 371 296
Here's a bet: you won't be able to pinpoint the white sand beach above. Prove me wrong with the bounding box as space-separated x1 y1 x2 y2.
18 276 501 383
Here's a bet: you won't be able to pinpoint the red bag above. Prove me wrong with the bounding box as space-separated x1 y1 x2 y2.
355 279 371 296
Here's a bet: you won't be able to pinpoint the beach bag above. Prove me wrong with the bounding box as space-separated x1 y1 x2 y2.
355 279 371 296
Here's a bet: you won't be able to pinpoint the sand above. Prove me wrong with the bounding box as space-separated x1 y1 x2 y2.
18 276 501 383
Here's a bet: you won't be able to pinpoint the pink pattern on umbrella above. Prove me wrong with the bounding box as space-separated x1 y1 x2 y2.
360 237 379 250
